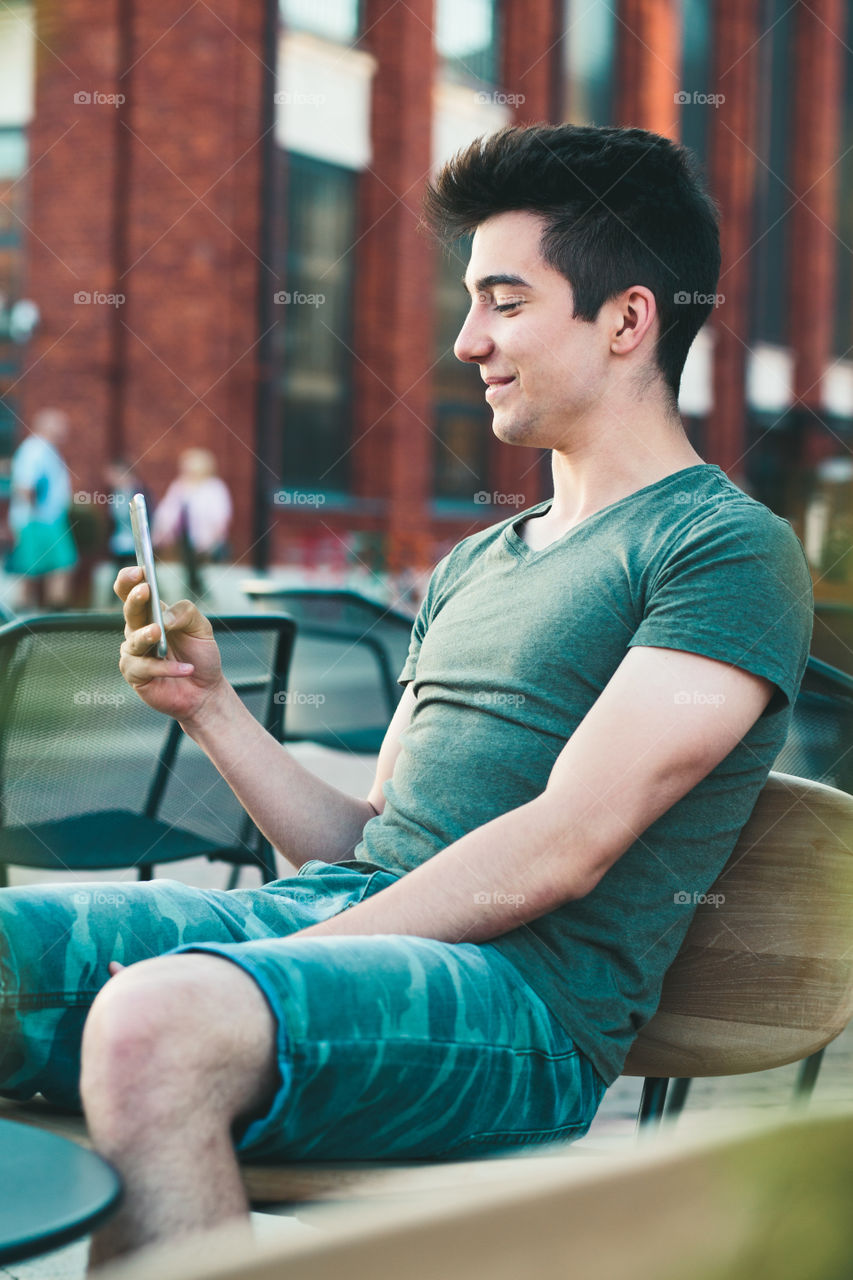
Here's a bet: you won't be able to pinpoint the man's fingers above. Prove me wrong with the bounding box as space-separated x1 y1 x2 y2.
121 580 153 634
123 620 165 657
108 962 126 977
119 647 193 682
113 565 143 602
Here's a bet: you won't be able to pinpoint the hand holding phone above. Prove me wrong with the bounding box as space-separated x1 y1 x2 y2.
129 492 168 659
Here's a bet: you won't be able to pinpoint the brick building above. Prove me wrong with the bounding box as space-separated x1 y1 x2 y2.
0 0 851 587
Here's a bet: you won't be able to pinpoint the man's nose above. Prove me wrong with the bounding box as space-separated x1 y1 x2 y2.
453 311 493 363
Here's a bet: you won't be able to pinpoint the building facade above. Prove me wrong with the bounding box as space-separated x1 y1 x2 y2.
0 0 851 590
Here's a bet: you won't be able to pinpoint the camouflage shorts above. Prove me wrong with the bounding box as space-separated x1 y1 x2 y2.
0 861 606 1162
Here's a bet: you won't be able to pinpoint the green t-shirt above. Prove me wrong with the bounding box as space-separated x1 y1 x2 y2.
353 463 814 1085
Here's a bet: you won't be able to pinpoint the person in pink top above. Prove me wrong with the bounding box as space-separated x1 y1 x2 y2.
151 448 232 599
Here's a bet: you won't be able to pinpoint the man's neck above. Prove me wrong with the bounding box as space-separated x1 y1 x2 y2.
517 433 706 551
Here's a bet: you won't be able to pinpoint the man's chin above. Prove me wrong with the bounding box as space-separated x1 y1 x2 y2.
491 414 541 447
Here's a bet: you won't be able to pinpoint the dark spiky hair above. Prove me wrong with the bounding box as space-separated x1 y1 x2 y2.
422 124 721 405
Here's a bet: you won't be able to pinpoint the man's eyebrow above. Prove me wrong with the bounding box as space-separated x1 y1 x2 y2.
461 273 534 295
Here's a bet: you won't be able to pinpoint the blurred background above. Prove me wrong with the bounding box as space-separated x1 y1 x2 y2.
0 0 851 642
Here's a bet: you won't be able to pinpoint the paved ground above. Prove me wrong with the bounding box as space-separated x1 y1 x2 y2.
2 617 851 1276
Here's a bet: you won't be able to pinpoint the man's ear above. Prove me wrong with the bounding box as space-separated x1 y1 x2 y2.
610 287 656 354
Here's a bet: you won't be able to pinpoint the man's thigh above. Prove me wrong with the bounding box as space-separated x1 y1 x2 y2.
0 862 394 1108
165 933 608 1162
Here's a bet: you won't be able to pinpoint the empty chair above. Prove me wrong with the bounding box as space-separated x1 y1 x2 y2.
284 622 402 754
243 586 415 688
0 612 295 886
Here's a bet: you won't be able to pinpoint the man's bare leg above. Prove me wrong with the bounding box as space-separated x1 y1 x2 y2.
80 954 280 1271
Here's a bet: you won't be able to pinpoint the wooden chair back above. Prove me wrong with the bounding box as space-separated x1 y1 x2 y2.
624 772 853 1078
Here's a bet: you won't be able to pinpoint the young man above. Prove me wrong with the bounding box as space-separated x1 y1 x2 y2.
0 125 812 1268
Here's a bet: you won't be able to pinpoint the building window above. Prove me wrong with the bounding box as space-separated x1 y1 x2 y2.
436 0 500 87
433 236 490 505
749 0 794 348
562 0 615 125
280 0 360 44
278 152 357 496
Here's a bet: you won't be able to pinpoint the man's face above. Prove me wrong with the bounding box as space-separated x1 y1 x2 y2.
455 210 616 451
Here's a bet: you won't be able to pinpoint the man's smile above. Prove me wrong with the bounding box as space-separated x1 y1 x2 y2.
484 375 516 398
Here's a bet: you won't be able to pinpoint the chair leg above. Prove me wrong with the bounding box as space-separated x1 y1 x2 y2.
637 1077 669 1132
0 862 7 889
137 864 153 881
226 863 242 890
666 1077 692 1120
793 1049 825 1106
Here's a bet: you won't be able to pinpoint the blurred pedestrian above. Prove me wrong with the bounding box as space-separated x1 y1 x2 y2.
104 458 146 572
151 447 232 598
7 408 78 610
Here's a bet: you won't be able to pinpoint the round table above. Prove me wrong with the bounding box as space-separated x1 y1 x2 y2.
0 1117 122 1265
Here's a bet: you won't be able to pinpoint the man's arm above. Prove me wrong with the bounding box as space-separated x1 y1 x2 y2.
116 567 417 868
182 680 417 865
293 644 775 942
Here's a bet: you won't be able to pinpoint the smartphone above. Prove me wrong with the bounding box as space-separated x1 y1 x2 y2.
129 493 168 659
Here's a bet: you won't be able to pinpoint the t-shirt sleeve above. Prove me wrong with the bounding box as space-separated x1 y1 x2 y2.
628 506 814 710
398 549 455 686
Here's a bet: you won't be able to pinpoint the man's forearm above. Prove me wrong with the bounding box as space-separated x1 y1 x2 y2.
181 681 377 867
292 792 606 944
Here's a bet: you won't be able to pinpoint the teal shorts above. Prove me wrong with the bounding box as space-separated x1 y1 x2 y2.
0 862 607 1162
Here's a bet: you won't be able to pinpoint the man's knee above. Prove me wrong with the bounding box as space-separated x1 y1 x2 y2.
80 954 279 1133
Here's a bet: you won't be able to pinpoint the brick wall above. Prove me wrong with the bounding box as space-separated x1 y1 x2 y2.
21 0 267 554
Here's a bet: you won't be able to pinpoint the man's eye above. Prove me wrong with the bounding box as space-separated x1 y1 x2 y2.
494 300 525 314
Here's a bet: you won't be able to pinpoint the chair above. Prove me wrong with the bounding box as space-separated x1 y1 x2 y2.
624 772 853 1126
3 771 850 1214
664 656 853 1120
242 586 414 754
83 1107 853 1280
246 588 413 678
773 655 853 794
283 622 402 754
0 612 296 887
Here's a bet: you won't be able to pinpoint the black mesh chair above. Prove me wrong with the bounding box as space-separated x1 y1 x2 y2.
241 588 415 754
0 612 296 887
772 655 853 793
283 622 403 754
662 655 853 1123
243 586 414 691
